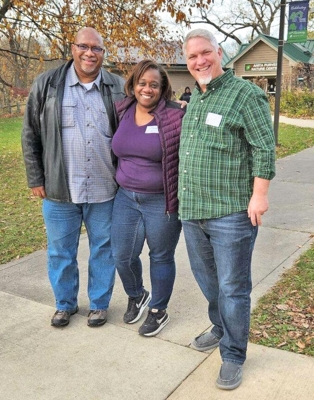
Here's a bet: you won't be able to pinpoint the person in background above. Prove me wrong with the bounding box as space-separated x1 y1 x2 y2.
111 60 184 337
178 29 276 389
22 27 125 328
179 86 192 103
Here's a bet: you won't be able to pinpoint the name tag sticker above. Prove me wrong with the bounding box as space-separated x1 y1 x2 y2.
205 112 222 127
145 125 159 134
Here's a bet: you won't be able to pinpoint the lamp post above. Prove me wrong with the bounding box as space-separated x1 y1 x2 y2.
273 0 287 146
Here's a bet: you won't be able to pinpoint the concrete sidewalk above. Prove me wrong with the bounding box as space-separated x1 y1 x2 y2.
273 114 314 128
1 147 314 399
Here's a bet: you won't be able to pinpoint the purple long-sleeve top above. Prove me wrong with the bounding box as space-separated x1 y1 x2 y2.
113 97 185 213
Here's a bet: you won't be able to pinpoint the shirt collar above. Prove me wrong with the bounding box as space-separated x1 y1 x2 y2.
195 69 233 93
67 63 101 89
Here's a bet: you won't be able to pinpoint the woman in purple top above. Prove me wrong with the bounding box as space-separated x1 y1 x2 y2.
111 60 185 336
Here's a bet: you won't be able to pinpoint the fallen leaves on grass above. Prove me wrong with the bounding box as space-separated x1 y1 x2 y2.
250 247 314 357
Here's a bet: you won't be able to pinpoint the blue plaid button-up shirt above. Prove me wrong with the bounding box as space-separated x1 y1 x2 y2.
62 64 117 204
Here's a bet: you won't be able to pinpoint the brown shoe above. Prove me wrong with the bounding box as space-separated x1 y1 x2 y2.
51 306 79 327
87 310 107 327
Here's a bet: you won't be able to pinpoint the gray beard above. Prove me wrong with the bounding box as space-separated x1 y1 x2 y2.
198 76 212 86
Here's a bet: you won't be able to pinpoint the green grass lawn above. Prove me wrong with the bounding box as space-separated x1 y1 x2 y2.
276 124 314 158
0 117 46 264
1 115 314 356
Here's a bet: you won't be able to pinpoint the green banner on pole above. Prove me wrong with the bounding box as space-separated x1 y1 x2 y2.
287 1 309 43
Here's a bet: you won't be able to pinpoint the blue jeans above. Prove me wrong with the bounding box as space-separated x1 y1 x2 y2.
182 211 258 364
43 199 115 311
111 187 182 310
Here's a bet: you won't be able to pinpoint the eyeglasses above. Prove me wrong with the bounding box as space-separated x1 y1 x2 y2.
73 43 104 54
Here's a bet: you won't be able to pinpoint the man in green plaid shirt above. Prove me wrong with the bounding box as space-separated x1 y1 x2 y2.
178 29 276 390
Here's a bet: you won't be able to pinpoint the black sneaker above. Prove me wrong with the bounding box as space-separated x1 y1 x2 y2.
123 289 151 324
138 309 170 337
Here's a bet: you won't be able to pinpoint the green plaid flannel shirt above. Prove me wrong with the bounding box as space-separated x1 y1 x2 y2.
178 69 276 220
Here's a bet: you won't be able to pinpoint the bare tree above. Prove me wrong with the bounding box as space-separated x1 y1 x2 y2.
187 0 282 45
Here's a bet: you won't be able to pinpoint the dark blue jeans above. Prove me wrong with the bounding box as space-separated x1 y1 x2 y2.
111 187 182 310
182 211 258 364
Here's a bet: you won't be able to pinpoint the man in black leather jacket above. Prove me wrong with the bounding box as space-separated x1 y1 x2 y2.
22 27 125 328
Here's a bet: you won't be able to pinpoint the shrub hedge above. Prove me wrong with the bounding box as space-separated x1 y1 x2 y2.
269 90 314 118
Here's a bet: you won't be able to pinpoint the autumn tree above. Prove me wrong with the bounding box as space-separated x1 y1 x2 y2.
0 0 214 73
0 0 216 112
0 0 215 111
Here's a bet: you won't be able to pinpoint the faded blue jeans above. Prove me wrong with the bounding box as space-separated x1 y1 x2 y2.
182 211 258 364
43 199 115 311
111 187 182 310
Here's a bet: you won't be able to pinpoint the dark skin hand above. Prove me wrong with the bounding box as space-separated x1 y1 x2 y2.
31 186 46 199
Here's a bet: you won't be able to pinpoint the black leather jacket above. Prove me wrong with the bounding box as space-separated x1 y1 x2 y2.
22 60 125 201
